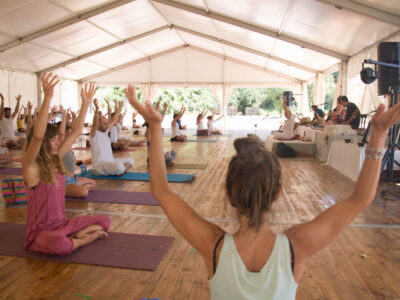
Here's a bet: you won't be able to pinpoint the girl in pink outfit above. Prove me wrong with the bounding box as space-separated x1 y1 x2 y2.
23 73 111 256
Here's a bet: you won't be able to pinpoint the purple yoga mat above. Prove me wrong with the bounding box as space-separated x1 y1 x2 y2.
66 190 159 206
0 167 22 175
0 222 174 270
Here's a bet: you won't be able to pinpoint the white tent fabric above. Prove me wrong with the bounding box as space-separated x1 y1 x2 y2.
313 72 324 105
0 0 398 111
138 84 159 102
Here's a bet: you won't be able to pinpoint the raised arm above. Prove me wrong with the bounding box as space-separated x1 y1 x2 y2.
125 84 223 261
283 99 291 119
161 102 168 120
0 92 4 120
26 101 33 131
59 83 96 156
286 102 400 263
12 95 21 119
103 98 111 121
58 105 67 143
23 73 59 183
90 99 100 137
179 106 186 118
107 100 123 131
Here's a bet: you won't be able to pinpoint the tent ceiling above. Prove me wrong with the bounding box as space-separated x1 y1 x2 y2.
0 0 398 84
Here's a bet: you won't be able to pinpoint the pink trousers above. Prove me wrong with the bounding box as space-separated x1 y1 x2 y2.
27 215 111 256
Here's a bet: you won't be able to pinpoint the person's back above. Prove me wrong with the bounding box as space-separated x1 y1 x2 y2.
209 234 297 300
90 130 114 167
0 117 15 138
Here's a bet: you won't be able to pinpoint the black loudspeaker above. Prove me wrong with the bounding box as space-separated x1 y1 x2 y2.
276 143 297 158
378 42 400 95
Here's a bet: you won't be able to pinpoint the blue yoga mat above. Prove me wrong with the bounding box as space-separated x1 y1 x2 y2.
77 169 196 183
185 140 217 143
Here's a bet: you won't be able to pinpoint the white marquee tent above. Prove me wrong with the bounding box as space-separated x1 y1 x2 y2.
0 0 399 117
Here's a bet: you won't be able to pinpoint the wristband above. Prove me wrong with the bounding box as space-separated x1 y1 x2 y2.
365 147 384 160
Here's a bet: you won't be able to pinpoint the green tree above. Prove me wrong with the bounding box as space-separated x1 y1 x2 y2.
323 71 339 110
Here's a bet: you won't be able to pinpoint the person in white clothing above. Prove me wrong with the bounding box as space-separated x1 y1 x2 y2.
0 93 25 149
207 109 224 135
196 108 208 136
273 97 295 140
170 106 187 142
109 112 145 150
90 99 134 176
126 81 400 300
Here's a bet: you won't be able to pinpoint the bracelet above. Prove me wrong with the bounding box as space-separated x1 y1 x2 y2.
365 147 384 160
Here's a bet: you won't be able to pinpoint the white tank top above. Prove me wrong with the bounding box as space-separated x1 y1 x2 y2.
0 118 15 138
90 130 114 168
209 234 297 300
171 122 180 137
197 119 207 130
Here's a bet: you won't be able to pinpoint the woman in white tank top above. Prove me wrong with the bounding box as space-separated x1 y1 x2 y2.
125 84 400 300
170 106 187 142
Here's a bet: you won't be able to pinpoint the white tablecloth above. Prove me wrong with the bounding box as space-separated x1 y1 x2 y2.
327 140 365 181
327 140 400 181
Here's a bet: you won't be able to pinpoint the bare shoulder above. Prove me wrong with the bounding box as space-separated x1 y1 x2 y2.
22 161 40 188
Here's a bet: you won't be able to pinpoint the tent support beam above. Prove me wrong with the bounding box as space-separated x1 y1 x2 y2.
151 0 348 61
174 25 317 74
316 0 400 27
0 0 137 53
39 25 170 73
79 45 187 82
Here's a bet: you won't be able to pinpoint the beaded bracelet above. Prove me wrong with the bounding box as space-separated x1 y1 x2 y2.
365 147 384 160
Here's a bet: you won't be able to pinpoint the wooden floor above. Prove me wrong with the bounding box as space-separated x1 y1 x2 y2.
0 132 399 300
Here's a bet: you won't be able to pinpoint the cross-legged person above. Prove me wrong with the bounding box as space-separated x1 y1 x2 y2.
0 93 25 149
171 106 187 142
90 99 134 176
196 108 208 136
23 74 110 256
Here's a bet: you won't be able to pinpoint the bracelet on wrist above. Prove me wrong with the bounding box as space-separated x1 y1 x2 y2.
365 147 384 160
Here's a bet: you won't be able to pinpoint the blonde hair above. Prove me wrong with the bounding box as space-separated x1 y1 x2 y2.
24 124 66 183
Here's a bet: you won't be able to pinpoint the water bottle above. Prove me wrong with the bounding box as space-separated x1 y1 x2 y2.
80 162 87 176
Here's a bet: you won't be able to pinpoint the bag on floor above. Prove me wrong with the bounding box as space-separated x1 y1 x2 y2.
276 143 297 158
2 178 27 206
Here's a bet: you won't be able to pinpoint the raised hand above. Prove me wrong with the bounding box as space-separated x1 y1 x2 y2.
59 104 66 116
371 103 400 138
0 93 3 101
15 94 22 102
155 101 161 111
41 73 59 99
93 98 99 110
125 84 162 125
163 102 168 111
81 82 96 105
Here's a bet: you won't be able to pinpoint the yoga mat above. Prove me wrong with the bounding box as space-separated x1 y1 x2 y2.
77 169 196 183
168 163 207 170
0 222 173 270
15 132 25 136
72 147 89 151
66 190 159 206
0 167 22 175
11 157 23 162
184 140 217 143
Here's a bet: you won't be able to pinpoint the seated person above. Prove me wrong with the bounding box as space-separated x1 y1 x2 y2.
273 97 295 140
58 106 96 198
90 99 134 176
0 93 25 149
17 106 26 132
207 109 224 135
196 108 208 136
110 113 145 150
171 106 187 142
339 96 361 130
326 97 346 125
132 111 141 128
311 105 325 125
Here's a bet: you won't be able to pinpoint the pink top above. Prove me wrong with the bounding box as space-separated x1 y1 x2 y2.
25 173 67 248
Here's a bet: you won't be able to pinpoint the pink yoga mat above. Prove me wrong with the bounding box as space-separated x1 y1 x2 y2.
0 167 22 175
72 147 137 152
66 190 159 206
0 222 174 270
